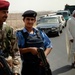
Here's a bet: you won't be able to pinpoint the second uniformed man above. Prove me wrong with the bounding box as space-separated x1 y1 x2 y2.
16 10 53 75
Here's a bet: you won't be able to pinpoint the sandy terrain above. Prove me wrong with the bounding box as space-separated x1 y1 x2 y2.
6 11 53 30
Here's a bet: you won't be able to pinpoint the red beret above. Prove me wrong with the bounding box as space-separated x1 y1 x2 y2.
0 0 10 10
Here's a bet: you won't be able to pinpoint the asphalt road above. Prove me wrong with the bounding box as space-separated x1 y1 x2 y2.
48 27 75 75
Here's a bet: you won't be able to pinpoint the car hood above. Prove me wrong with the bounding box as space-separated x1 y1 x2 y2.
37 23 59 28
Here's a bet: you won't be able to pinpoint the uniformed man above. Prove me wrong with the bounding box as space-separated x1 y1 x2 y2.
0 0 21 75
16 10 53 75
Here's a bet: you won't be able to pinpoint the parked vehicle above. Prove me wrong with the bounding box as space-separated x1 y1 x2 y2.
36 16 63 36
55 15 66 28
64 4 75 14
56 10 71 22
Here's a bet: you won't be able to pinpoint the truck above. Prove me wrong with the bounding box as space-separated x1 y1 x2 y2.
56 10 70 22
64 4 75 14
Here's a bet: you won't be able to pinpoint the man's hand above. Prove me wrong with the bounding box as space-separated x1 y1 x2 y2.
29 47 38 55
0 62 3 68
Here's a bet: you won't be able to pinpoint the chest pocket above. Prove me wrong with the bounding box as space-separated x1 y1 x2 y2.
3 26 13 57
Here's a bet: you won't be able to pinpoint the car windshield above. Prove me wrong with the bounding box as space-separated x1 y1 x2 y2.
57 12 68 17
39 17 59 24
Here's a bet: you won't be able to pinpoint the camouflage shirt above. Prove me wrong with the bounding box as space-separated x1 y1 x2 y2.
0 24 21 74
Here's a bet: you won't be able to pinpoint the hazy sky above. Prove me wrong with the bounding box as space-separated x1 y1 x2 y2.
7 0 75 13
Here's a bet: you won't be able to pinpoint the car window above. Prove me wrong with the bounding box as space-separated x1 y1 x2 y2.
56 12 63 15
61 16 65 21
56 12 69 17
63 12 68 16
39 17 59 24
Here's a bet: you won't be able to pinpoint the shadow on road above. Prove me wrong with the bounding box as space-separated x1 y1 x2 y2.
52 65 72 75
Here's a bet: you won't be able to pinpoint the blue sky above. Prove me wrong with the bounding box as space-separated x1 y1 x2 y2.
7 0 75 13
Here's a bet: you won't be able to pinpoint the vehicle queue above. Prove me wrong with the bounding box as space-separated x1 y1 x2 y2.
36 10 70 37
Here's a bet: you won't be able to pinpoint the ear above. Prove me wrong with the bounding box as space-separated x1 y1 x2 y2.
34 18 36 22
23 18 25 22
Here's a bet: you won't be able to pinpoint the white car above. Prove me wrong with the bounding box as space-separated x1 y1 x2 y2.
47 14 66 28
55 15 66 28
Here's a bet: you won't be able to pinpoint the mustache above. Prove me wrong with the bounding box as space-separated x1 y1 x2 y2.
3 16 7 18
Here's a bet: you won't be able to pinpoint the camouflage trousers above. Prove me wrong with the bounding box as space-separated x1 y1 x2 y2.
0 55 12 75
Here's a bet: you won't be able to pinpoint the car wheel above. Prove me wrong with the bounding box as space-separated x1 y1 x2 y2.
60 29 62 33
57 31 60 36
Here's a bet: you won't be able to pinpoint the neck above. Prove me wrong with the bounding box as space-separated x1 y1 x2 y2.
0 22 3 25
0 22 3 29
25 27 33 32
